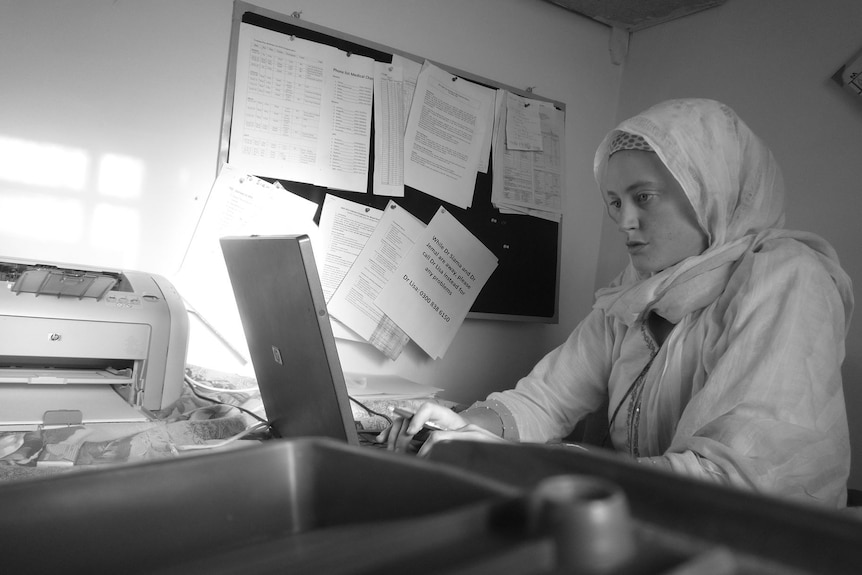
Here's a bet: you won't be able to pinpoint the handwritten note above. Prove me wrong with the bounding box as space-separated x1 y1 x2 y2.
505 92 543 151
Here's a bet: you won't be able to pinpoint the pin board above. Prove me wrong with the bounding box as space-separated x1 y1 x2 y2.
218 1 564 322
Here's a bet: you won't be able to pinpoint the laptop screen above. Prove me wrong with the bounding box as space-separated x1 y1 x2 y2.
220 235 359 445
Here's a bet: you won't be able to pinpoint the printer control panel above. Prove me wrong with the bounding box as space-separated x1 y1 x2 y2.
104 293 144 309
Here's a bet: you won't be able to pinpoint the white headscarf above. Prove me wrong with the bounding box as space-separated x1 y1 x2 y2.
592 99 852 327
596 99 785 247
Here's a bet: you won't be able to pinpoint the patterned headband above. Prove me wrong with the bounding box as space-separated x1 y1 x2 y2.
608 131 653 157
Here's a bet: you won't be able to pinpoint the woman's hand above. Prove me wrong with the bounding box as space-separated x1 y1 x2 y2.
413 423 507 457
376 402 507 456
377 402 464 453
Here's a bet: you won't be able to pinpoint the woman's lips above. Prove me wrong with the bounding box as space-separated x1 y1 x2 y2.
626 241 647 254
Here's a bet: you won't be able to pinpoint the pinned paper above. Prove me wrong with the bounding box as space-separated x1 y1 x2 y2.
376 207 498 359
505 92 543 151
492 95 565 220
403 61 496 209
327 201 425 360
173 164 319 368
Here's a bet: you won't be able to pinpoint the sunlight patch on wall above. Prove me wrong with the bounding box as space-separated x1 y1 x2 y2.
0 193 85 243
98 153 144 199
0 136 88 191
0 134 149 268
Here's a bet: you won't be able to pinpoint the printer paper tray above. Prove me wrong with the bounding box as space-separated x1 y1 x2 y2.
0 384 150 430
0 367 134 385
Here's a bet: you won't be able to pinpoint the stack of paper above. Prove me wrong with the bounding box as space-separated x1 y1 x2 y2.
345 373 442 401
491 92 565 222
327 202 498 361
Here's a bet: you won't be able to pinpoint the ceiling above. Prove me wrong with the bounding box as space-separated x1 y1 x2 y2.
544 0 728 32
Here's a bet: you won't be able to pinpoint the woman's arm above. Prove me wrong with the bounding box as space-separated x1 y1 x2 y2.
662 241 851 505
476 308 617 443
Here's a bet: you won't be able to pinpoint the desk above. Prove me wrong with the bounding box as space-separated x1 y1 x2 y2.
0 364 445 481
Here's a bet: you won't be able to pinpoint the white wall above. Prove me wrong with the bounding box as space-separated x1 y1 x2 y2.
594 0 862 488
0 1 622 404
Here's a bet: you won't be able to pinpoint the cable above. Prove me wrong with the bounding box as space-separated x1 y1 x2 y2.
348 395 392 425
184 375 269 425
184 372 258 394
185 379 395 438
601 355 656 449
175 421 270 451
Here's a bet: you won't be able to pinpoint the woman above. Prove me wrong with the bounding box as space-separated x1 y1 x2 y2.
381 99 854 507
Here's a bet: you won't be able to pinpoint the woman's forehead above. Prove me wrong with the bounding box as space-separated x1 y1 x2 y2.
604 150 672 187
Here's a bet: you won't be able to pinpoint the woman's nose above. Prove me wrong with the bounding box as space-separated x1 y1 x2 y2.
617 201 638 231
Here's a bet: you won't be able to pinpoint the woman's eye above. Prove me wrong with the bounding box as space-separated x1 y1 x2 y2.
636 192 654 204
608 199 621 209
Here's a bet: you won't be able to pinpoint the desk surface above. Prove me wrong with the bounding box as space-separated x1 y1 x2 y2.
0 364 440 482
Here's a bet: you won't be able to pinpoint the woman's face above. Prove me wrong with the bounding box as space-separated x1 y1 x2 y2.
603 150 708 275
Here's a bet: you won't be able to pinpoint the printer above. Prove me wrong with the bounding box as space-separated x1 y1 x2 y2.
0 257 188 430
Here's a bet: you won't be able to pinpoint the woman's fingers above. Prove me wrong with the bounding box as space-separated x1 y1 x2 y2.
415 424 507 457
379 403 479 454
411 403 467 433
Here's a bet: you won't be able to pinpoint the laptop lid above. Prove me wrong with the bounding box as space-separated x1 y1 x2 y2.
220 234 359 445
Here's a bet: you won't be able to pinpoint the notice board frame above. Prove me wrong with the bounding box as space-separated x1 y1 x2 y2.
218 1 563 323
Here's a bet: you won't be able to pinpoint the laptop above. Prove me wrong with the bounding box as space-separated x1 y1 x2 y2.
220 234 366 446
